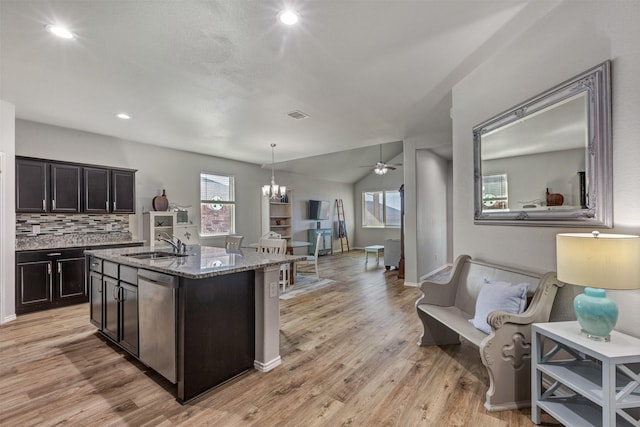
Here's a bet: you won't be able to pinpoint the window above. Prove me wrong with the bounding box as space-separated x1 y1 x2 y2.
200 173 235 236
482 174 508 210
362 190 401 228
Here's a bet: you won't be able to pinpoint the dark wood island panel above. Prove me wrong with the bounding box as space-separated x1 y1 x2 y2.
178 271 256 403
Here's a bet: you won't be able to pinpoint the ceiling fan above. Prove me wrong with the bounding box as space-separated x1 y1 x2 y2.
360 144 402 175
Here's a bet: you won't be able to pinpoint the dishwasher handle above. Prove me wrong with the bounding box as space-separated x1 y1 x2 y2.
137 269 178 288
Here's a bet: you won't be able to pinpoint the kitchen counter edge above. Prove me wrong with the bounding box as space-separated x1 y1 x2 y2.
85 245 306 280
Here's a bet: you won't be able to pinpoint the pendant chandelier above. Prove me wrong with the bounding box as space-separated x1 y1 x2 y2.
262 143 286 199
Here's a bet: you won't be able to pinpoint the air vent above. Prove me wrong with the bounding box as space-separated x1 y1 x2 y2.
287 110 309 120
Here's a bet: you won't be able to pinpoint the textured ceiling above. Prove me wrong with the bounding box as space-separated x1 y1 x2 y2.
1 0 548 182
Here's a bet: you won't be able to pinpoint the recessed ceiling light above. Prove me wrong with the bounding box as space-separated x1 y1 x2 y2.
116 113 131 120
45 24 74 39
279 10 299 25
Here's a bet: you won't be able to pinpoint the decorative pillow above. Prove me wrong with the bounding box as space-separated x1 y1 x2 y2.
469 280 528 334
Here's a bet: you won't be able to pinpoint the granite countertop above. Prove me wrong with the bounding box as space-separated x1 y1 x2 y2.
16 233 145 251
85 245 306 279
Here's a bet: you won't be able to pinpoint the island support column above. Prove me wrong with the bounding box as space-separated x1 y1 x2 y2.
254 264 282 371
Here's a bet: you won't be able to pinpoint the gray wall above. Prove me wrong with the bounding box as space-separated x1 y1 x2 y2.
276 170 354 255
0 101 16 323
416 150 450 278
403 133 452 285
451 1 640 337
353 152 404 248
14 119 354 253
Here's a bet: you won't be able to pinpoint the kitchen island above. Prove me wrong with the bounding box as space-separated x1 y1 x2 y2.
85 244 305 403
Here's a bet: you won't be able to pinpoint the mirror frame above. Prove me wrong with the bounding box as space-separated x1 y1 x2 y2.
473 61 612 227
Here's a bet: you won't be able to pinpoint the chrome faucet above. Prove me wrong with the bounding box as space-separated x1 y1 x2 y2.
159 232 186 254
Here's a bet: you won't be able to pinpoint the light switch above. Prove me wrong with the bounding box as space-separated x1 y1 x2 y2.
269 282 278 298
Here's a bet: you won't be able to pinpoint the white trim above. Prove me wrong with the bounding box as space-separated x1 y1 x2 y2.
253 356 281 372
2 314 16 324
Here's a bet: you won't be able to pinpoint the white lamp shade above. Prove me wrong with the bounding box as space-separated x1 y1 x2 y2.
556 233 640 290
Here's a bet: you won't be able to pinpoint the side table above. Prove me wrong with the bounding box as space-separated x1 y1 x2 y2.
531 321 640 427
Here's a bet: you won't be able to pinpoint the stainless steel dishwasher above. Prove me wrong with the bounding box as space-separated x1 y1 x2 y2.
138 269 178 383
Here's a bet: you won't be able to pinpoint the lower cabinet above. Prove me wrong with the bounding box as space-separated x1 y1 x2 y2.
16 249 86 314
89 271 103 328
99 261 139 356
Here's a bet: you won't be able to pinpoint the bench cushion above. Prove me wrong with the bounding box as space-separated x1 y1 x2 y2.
469 280 528 334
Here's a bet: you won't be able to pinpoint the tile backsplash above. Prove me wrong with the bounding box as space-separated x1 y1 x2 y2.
16 213 129 236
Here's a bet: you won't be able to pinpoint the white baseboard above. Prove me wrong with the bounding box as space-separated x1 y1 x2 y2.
1 314 17 324
254 356 282 372
403 281 419 288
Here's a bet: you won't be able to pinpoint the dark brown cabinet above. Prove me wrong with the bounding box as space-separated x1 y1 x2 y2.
51 163 81 213
16 157 136 214
89 271 103 328
16 159 48 212
85 167 136 214
118 282 139 354
101 261 138 355
16 249 86 314
111 170 136 213
16 260 51 307
84 167 110 213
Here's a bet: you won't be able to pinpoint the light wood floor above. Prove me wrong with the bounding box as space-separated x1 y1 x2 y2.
0 250 559 426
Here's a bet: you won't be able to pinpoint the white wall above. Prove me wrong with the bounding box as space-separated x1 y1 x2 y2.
0 101 16 324
451 1 640 337
15 120 356 247
403 132 452 285
276 170 354 255
15 119 268 244
416 150 450 278
353 153 404 248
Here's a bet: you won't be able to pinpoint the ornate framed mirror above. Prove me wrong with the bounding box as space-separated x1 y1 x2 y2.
473 61 612 227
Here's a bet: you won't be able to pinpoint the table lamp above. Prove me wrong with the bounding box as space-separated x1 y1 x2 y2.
556 231 640 342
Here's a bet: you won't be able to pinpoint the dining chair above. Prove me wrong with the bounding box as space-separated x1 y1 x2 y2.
225 235 244 250
258 237 290 292
261 231 281 239
296 233 321 281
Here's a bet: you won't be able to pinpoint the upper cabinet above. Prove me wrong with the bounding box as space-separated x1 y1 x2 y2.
111 170 136 213
84 167 110 213
50 163 81 213
16 157 136 214
16 159 49 212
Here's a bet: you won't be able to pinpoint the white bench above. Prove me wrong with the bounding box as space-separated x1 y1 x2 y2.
364 245 384 265
415 254 563 412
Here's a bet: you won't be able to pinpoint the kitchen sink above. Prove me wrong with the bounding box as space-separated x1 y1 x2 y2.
126 251 189 259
